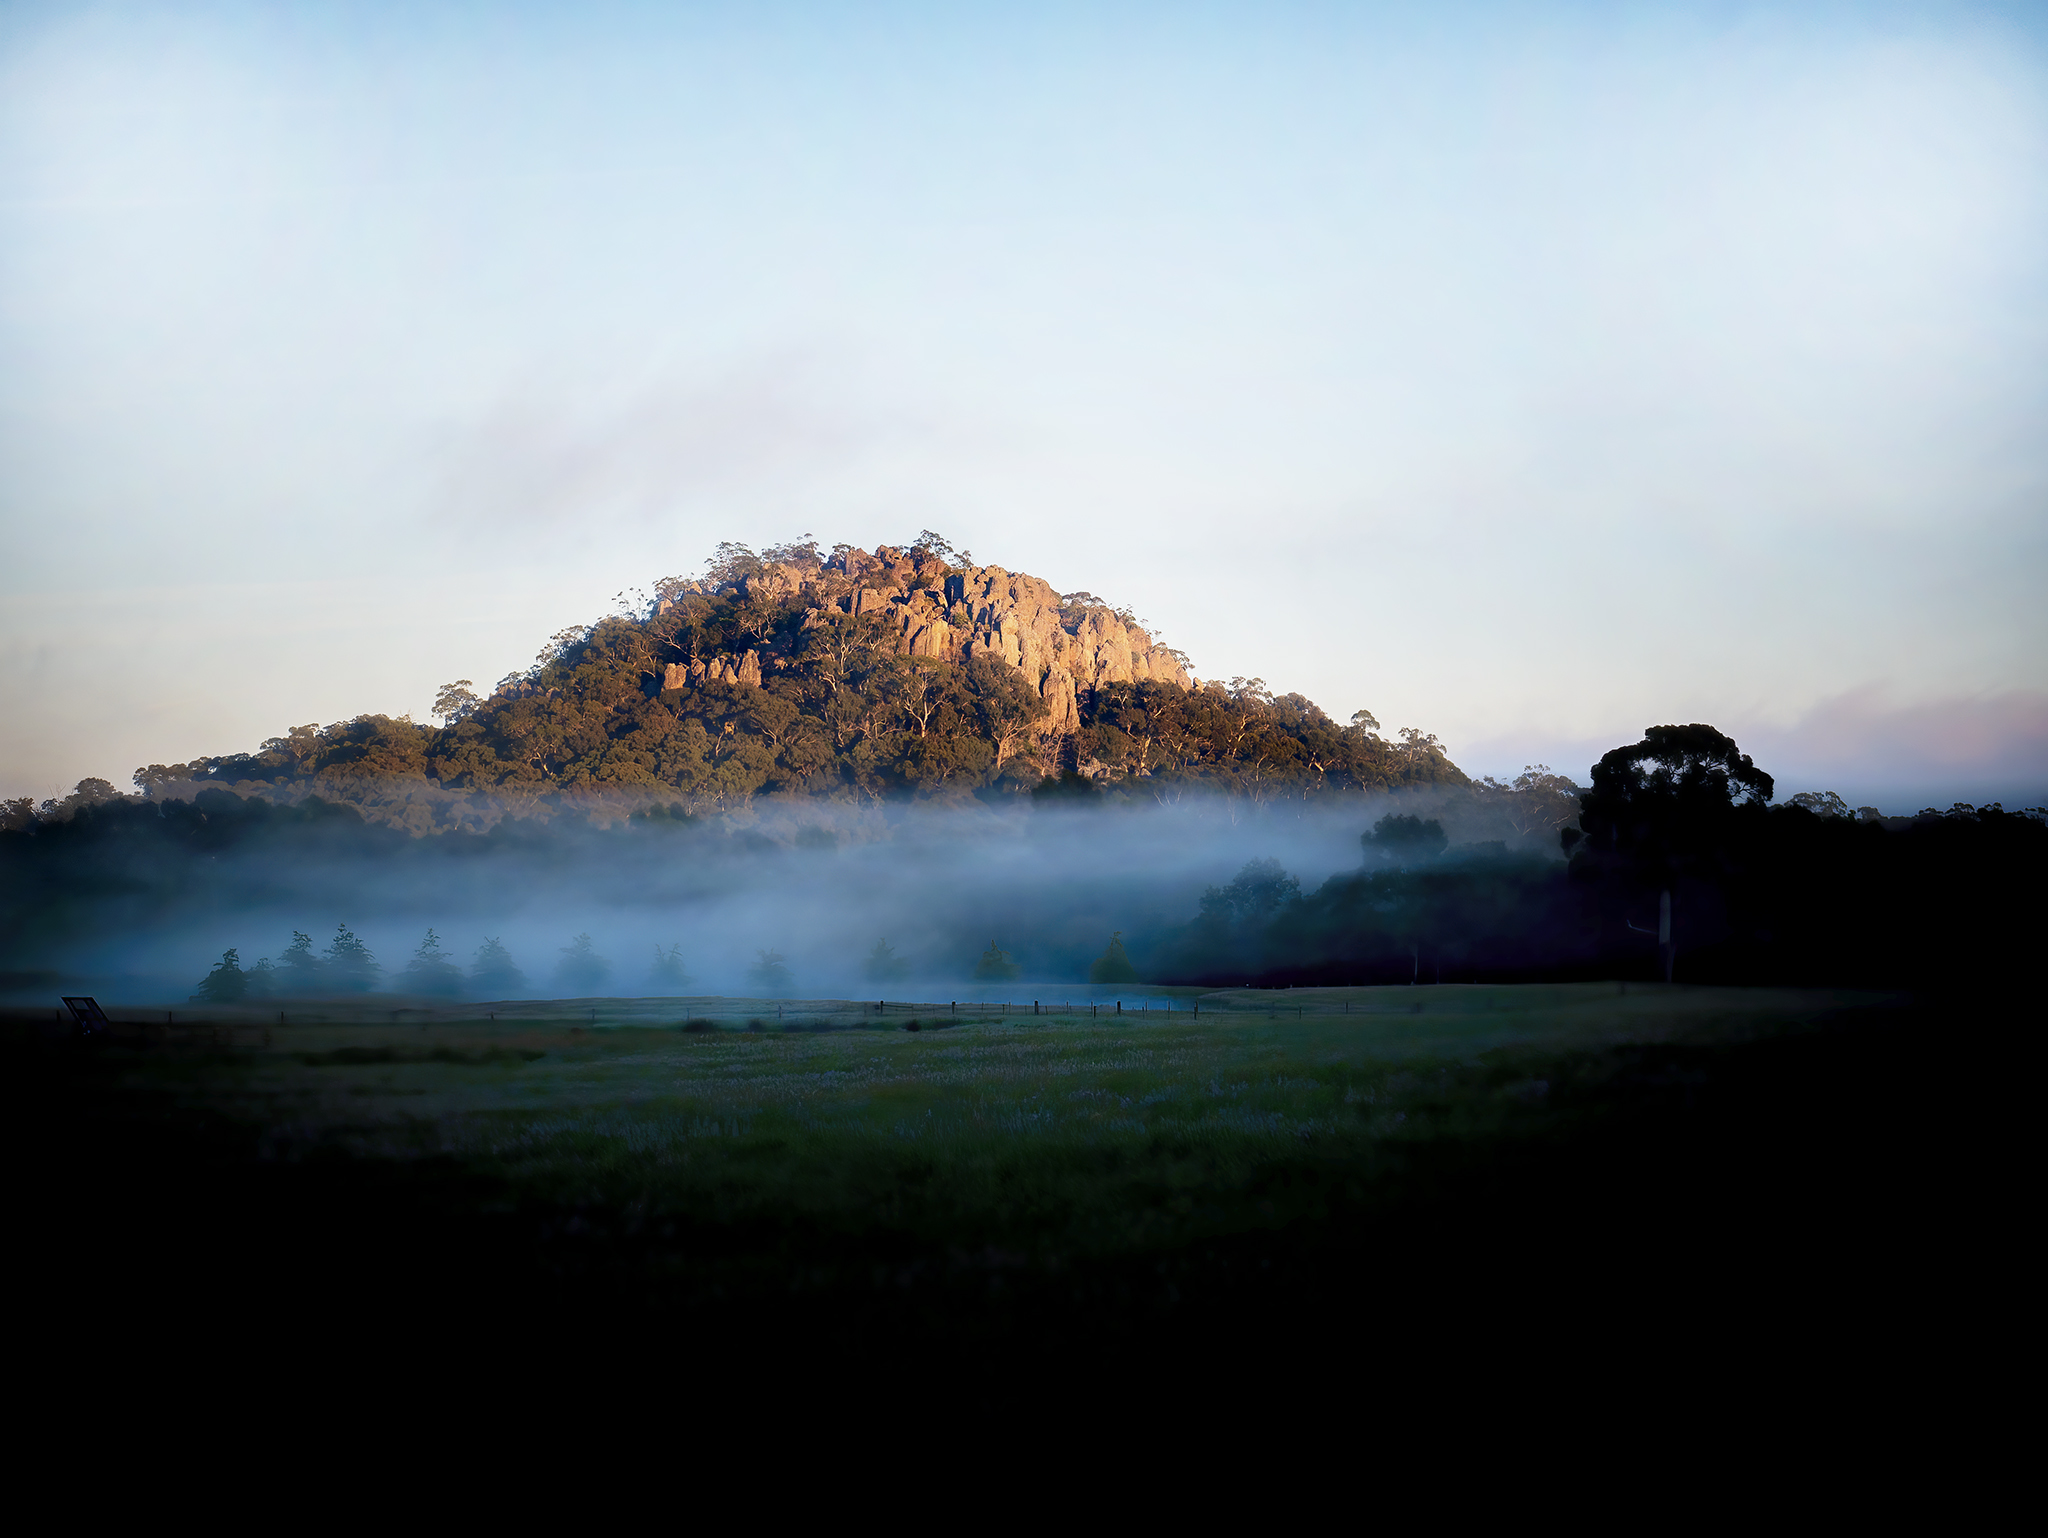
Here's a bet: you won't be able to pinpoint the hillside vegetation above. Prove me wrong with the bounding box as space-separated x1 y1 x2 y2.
21 536 1467 835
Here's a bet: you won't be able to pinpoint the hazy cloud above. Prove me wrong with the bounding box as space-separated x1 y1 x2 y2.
1742 687 2048 808
426 353 898 537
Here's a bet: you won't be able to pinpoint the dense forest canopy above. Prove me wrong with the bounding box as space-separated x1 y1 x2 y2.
6 535 1473 836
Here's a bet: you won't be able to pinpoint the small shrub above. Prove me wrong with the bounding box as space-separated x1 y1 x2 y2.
682 1019 713 1033
746 1018 766 1032
905 1019 922 1032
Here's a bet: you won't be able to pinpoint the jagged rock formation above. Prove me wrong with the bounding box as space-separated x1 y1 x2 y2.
665 544 1193 737
662 651 763 691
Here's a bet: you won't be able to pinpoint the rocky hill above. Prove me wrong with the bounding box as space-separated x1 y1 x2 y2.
50 535 1468 833
653 543 1192 738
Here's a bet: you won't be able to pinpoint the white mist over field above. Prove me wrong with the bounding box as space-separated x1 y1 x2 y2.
53 794 1457 1005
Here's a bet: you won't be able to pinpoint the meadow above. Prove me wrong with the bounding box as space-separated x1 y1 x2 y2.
10 979 1937 1372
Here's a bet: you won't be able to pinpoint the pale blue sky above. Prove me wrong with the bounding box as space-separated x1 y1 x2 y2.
3 1 2043 808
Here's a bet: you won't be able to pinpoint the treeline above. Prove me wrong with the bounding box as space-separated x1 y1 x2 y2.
190 926 697 1003
7 537 1467 836
1154 727 2048 991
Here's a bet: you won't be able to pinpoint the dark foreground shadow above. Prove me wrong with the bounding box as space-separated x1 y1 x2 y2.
7 991 2018 1420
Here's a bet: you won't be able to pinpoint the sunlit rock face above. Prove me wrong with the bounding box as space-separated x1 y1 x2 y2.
662 651 762 690
692 545 1190 736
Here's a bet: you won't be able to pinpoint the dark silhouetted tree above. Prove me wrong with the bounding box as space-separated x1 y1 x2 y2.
1788 791 1850 819
1365 813 1448 864
324 923 380 993
1088 931 1140 984
192 948 247 1004
1574 723 1773 870
1033 771 1100 805
243 956 278 998
279 929 324 992
403 928 465 997
1571 724 1775 982
1201 858 1302 924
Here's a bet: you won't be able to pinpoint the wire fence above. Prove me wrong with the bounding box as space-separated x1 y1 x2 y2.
1 984 1520 1046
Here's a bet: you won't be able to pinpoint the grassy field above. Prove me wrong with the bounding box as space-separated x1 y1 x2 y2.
11 979 1975 1387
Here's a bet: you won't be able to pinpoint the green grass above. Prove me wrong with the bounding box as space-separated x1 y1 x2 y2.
57 982 1888 1286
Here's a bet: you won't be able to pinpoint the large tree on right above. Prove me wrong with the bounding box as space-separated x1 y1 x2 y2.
1568 724 1775 981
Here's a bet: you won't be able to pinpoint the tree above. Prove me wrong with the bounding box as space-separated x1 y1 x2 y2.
133 763 194 795
886 661 950 738
325 923 380 993
471 937 528 998
908 529 968 567
403 928 465 997
748 949 794 994
243 957 278 998
1088 931 1140 984
1473 766 1585 842
974 941 1022 981
279 930 324 992
1364 813 1448 864
1574 724 1773 866
555 933 612 996
1395 728 1453 778
704 541 762 588
433 681 481 725
1033 771 1100 805
1201 858 1301 923
762 533 822 566
863 938 912 983
966 655 1048 771
647 943 694 993
192 948 248 1004
1788 791 1851 819
1571 724 1775 983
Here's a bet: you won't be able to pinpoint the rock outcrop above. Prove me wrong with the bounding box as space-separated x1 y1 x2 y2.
706 545 1192 737
662 650 762 691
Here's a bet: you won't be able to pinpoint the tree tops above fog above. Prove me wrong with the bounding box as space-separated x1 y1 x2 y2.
21 535 1475 833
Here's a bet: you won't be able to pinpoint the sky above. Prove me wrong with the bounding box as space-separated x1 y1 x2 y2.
2 0 2044 812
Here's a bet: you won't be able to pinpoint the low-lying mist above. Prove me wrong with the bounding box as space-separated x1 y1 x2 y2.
17 759 2033 1002
11 788 1506 1003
